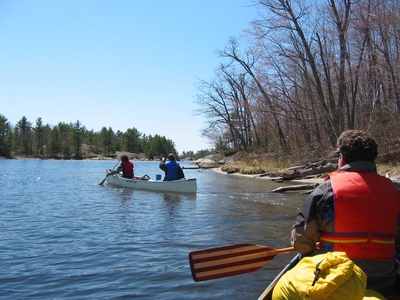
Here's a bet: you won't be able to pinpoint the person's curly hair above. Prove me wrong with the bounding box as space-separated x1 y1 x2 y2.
120 154 129 162
337 130 378 163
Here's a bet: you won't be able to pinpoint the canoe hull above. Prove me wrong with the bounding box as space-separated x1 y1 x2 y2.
105 171 197 193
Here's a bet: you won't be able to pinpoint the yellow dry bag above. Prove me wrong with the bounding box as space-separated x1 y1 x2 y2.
272 252 367 300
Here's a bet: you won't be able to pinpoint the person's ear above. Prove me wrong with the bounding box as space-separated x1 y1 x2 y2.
339 155 345 167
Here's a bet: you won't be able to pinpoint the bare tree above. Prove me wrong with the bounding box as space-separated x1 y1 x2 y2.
193 0 400 156
219 38 288 149
194 73 244 150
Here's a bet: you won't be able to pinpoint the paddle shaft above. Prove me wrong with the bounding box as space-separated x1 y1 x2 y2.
98 160 120 185
257 253 300 300
189 243 295 282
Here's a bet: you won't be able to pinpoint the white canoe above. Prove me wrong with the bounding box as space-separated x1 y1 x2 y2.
105 170 197 193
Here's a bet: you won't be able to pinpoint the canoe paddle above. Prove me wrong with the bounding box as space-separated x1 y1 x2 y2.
189 243 295 282
98 160 120 185
257 253 300 300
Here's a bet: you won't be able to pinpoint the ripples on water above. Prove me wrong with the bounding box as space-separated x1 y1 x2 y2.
0 160 306 299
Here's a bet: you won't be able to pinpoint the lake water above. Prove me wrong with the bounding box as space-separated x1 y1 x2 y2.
0 159 306 299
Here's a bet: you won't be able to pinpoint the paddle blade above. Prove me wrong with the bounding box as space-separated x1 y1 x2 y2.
98 177 107 185
189 243 294 282
99 161 119 185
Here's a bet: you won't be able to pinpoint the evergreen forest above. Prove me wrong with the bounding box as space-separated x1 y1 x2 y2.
0 115 209 160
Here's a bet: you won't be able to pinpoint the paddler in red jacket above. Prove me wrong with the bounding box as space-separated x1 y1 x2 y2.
109 154 139 179
291 130 400 296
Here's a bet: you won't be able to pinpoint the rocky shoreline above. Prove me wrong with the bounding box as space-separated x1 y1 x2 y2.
193 154 400 190
209 165 323 183
193 154 327 182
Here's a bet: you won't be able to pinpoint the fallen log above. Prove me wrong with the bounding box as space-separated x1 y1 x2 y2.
281 163 336 180
286 165 307 171
305 157 338 168
270 183 319 193
253 172 271 178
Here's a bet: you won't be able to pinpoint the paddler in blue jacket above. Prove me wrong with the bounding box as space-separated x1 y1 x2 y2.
159 153 185 181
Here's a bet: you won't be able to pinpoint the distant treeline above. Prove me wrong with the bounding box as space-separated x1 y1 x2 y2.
0 115 211 160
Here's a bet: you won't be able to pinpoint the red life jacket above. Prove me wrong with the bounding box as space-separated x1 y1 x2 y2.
121 161 134 178
320 170 400 261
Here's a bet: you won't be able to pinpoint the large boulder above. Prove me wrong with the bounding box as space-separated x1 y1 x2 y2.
193 154 224 168
195 158 219 169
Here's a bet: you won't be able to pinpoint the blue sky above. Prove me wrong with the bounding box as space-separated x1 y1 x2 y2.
0 0 257 153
